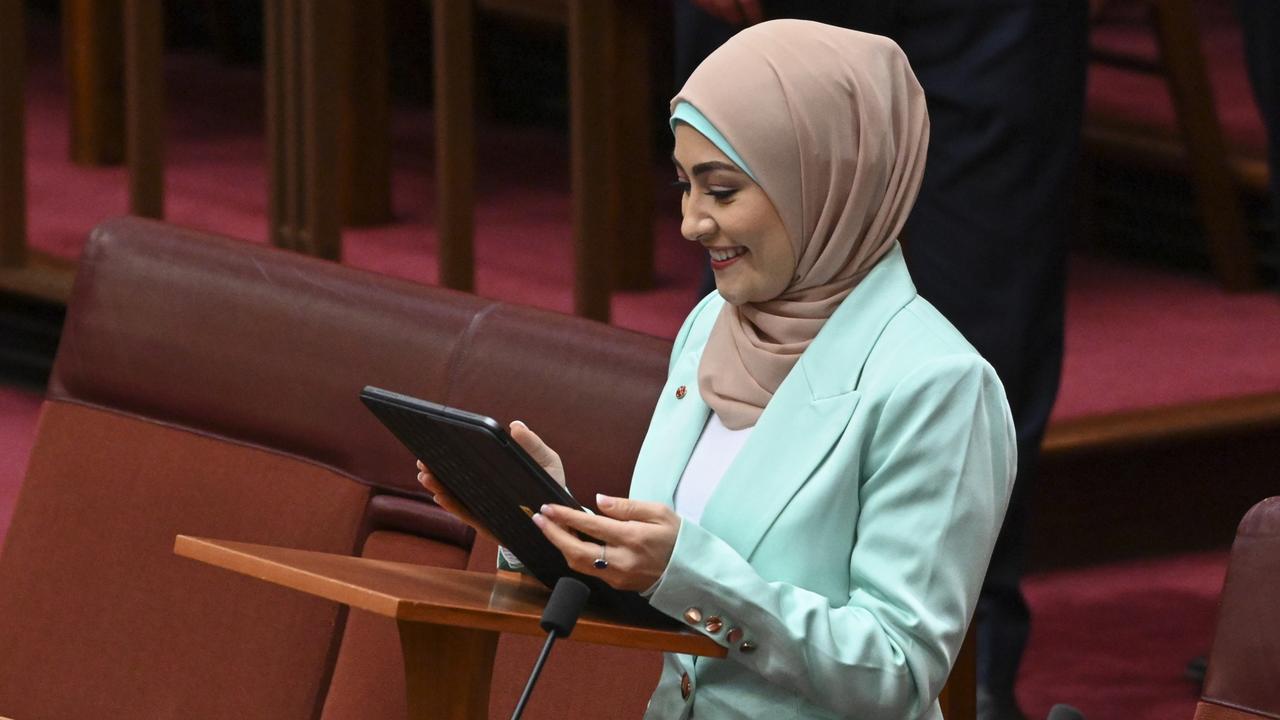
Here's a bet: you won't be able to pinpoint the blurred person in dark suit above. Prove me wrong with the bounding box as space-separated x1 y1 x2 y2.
676 2 1089 719
1238 0 1280 254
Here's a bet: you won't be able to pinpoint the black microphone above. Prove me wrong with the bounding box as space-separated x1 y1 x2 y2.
1046 704 1086 720
510 577 591 720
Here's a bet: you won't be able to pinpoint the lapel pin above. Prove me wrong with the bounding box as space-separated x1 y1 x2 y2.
675 385 687 399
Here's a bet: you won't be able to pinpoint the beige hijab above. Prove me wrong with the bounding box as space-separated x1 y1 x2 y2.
674 20 930 429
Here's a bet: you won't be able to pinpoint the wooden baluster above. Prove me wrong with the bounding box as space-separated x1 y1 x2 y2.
63 0 125 165
1150 0 1258 291
337 0 392 227
609 0 654 292
1 0 26 267
124 0 164 219
433 0 476 292
569 0 617 321
265 0 341 260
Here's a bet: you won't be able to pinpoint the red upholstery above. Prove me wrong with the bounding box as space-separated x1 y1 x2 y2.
0 217 672 718
1197 497 1280 720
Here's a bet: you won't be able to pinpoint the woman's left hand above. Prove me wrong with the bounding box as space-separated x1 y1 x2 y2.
533 495 680 592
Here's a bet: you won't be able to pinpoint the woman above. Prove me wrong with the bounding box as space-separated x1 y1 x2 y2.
420 20 1015 720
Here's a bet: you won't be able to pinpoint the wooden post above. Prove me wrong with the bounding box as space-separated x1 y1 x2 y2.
1150 0 1257 291
399 620 499 720
265 0 341 260
432 0 476 292
1 0 26 267
124 0 164 219
568 0 617 321
609 0 654 291
337 0 392 227
63 0 126 165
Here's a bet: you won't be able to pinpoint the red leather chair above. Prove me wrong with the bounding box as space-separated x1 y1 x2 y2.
1194 496 1280 720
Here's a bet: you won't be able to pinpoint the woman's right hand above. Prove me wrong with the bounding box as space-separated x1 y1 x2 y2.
416 420 568 544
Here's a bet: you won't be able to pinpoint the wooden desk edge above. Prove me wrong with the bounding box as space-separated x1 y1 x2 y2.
174 535 725 658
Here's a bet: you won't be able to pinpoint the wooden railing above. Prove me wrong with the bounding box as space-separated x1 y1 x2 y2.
0 0 656 320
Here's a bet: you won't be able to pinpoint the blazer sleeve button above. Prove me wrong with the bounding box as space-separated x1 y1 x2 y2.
704 616 723 633
683 607 703 624
739 641 757 653
726 627 743 645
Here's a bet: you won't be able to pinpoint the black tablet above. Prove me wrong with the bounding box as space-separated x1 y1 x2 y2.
360 386 670 624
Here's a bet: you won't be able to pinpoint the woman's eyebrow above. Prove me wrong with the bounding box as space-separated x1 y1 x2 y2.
690 160 741 177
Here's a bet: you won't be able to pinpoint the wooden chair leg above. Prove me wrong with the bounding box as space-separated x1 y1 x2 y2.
609 0 655 292
337 0 392 227
1 0 27 267
63 0 125 166
1150 0 1258 291
569 0 617 321
124 0 164 219
433 0 476 292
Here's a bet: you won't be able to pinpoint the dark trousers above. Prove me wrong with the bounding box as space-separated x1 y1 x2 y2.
676 0 1089 697
1238 0 1280 228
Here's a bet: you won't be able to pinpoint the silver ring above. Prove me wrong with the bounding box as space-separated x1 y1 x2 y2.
593 543 609 570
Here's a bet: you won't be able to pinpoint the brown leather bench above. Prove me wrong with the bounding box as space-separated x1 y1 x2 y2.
1193 496 1280 720
0 217 668 718
0 217 973 718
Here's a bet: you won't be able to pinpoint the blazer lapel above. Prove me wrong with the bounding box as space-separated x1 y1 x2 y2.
629 348 711 505
698 367 860 561
696 243 919 561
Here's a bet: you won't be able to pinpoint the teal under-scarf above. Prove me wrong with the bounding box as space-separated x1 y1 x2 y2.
670 101 757 181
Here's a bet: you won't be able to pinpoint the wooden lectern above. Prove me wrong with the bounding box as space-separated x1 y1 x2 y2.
174 535 725 719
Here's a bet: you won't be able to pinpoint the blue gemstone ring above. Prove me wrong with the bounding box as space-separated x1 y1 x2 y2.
593 544 609 570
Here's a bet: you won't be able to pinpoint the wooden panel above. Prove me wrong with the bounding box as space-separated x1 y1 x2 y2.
400 620 498 720
124 0 164 219
63 0 125 165
0 0 26 266
433 0 476 291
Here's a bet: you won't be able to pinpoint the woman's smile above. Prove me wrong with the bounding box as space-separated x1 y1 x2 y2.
708 245 748 269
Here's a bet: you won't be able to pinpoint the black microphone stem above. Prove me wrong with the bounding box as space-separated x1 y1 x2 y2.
511 631 559 720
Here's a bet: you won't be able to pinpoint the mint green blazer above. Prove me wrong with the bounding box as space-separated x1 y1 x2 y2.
633 243 1017 720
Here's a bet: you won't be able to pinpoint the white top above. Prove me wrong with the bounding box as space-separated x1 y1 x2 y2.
500 412 753 572
674 413 754 524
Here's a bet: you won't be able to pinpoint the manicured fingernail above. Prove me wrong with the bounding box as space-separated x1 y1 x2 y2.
512 420 527 429
597 494 614 509
539 504 552 516
532 513 546 527
417 472 424 481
